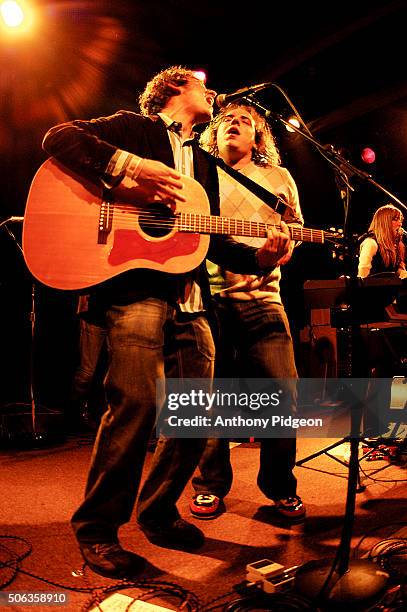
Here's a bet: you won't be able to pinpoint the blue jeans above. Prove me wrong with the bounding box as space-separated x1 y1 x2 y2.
71 317 107 403
71 297 215 543
192 299 298 500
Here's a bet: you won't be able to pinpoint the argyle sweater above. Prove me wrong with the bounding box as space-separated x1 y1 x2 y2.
208 162 303 303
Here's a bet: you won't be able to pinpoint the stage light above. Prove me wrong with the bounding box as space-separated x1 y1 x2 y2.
1 1 24 27
1 0 23 27
361 146 376 164
193 70 207 83
286 116 301 132
0 0 35 34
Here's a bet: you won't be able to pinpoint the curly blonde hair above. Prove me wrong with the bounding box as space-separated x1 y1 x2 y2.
369 204 405 268
200 102 281 167
139 65 199 116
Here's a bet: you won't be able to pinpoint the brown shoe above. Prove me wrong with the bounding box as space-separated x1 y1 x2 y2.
139 518 204 550
79 541 146 578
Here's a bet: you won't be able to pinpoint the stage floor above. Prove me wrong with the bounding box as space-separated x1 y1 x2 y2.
0 435 406 610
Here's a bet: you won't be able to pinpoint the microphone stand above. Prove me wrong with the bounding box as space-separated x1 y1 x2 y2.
242 95 407 214
243 95 398 608
1 217 51 447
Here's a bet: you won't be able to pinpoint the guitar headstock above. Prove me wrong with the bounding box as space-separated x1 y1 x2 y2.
324 227 344 243
324 227 356 261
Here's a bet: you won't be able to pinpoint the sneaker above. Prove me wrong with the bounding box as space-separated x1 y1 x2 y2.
139 518 204 550
274 496 306 521
79 541 146 578
190 494 225 519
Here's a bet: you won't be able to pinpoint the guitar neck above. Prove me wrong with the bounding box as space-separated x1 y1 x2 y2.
178 213 327 244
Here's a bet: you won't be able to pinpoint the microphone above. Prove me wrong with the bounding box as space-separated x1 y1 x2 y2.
400 227 407 237
215 82 273 108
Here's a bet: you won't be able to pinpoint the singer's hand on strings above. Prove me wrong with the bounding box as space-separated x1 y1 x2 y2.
256 221 290 269
122 159 186 207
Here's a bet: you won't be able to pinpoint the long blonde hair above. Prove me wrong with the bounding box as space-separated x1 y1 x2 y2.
200 102 281 167
368 204 404 268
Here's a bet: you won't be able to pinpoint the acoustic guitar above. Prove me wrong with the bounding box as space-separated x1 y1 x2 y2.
23 158 341 290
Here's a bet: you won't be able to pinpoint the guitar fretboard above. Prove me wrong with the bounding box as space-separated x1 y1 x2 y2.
178 213 327 244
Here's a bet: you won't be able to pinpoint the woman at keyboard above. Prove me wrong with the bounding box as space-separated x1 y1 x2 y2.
358 204 406 279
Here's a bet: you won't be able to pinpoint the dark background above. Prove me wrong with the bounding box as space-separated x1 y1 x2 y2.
1 0 406 412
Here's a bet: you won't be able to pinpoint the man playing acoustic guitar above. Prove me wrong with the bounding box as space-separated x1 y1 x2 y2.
41 66 290 579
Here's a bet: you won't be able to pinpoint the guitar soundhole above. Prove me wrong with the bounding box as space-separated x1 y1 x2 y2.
138 203 176 238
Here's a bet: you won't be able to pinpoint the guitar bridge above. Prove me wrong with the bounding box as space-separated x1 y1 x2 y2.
98 190 114 244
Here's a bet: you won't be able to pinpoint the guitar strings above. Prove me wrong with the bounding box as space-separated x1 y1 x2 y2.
107 202 331 242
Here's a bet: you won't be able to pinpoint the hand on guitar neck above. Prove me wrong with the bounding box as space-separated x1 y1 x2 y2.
256 220 291 270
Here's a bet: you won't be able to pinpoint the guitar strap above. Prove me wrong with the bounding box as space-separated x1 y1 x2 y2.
210 154 289 217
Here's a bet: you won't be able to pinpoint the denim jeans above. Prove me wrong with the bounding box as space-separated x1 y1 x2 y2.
192 299 298 500
71 317 107 402
71 297 215 543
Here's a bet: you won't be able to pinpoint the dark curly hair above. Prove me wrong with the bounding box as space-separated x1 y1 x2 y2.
200 102 281 167
139 65 200 116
